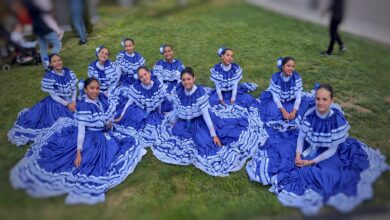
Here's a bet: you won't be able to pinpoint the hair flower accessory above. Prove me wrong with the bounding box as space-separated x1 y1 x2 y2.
276 57 283 70
217 47 226 57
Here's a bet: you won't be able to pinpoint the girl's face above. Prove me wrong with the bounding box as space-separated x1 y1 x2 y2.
50 55 63 71
282 60 295 77
315 88 333 114
124 40 134 54
98 48 109 63
163 46 174 61
222 50 234 65
85 80 100 101
138 68 151 85
181 73 195 91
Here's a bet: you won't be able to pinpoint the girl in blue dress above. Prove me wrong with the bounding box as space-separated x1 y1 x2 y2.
87 45 120 96
209 47 257 108
246 84 388 215
152 44 185 112
10 78 147 205
115 38 146 86
152 67 267 176
259 57 313 124
8 53 77 146
113 66 166 145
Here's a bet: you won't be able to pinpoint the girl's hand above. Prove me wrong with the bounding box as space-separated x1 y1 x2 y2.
219 99 226 106
280 108 290 120
114 116 123 123
296 160 315 167
289 109 297 120
67 102 76 112
294 153 303 166
74 151 82 167
230 99 235 105
105 121 112 130
213 136 222 147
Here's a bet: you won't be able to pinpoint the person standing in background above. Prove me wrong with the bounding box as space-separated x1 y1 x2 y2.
70 0 87 45
22 0 63 69
321 0 347 56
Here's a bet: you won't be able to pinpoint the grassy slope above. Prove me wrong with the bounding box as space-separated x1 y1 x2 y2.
0 1 389 219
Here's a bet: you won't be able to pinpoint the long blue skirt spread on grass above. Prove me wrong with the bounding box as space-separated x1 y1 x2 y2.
114 105 164 145
10 117 147 204
8 96 74 146
246 108 389 215
152 105 268 177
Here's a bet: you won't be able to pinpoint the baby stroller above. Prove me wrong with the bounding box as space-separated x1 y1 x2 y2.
0 26 41 71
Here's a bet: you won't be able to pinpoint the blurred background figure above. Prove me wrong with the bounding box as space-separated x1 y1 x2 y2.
22 0 63 69
70 0 88 45
321 0 347 56
0 0 40 69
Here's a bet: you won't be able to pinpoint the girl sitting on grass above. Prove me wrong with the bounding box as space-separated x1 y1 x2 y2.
8 53 77 146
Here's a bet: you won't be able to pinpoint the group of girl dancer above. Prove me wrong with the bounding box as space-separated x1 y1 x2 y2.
8 38 388 215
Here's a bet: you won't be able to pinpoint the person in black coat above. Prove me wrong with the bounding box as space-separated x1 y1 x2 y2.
321 0 347 56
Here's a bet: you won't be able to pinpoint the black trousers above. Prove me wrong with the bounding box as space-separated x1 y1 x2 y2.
327 18 344 53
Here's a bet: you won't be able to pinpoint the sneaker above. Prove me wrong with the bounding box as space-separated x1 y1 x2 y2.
79 40 87 45
340 46 347 53
58 30 64 41
320 51 332 56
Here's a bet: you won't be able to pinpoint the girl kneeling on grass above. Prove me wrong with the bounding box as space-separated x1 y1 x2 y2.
115 38 145 87
112 66 166 145
209 47 257 108
247 84 389 215
87 45 120 97
152 44 185 112
8 53 77 146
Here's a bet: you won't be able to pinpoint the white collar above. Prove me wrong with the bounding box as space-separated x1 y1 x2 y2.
280 72 292 82
220 63 232 71
141 80 154 89
125 52 135 57
52 69 64 75
96 61 105 70
184 85 197 96
316 108 334 119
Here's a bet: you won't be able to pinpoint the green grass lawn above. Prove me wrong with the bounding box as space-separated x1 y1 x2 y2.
1 0 390 219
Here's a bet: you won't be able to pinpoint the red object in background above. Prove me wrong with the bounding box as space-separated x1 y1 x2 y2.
16 7 32 25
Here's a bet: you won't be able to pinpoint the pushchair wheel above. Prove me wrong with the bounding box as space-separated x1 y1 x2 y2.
2 64 11 71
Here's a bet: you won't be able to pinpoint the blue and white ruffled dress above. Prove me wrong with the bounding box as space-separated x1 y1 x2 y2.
151 84 268 177
209 62 258 108
10 94 146 204
111 78 166 145
8 68 77 146
259 71 314 127
152 59 185 112
115 51 145 86
246 106 389 215
87 59 119 94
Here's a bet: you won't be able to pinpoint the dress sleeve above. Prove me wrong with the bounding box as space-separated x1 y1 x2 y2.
201 107 216 137
215 83 223 101
77 122 86 151
293 90 302 110
296 130 305 154
50 92 68 106
231 80 238 101
313 146 338 163
119 98 134 118
271 91 283 109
